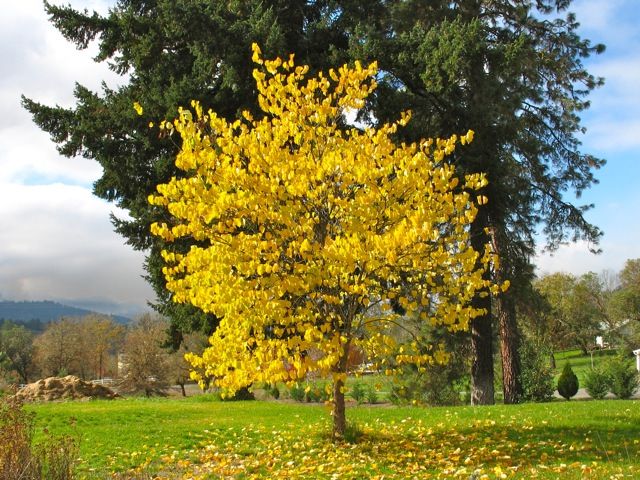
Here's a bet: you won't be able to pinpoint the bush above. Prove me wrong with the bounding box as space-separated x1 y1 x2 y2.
365 384 378 404
605 356 639 399
307 382 330 403
519 342 555 402
390 365 462 406
557 363 579 400
263 383 280 399
287 382 329 403
0 396 77 480
288 383 306 402
350 383 366 404
221 386 255 401
584 368 609 399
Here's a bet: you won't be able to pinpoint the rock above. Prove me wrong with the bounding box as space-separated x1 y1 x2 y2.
12 375 119 403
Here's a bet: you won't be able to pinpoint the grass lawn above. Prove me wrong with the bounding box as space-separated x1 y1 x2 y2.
553 349 619 383
29 395 640 479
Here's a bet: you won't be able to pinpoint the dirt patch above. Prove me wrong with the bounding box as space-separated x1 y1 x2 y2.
12 375 119 402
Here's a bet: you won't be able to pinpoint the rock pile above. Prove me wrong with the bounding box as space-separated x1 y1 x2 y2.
12 375 119 402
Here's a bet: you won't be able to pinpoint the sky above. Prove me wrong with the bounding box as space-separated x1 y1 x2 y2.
0 0 638 317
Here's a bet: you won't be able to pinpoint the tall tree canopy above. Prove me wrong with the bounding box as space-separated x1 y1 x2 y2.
150 47 502 437
25 0 604 402
23 0 356 346
349 0 605 403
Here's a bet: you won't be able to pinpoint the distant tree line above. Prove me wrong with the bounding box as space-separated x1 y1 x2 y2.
521 258 640 360
0 313 207 397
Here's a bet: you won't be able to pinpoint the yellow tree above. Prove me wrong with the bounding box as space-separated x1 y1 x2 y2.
149 45 504 438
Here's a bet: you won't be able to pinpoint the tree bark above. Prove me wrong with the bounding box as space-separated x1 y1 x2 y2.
470 216 495 405
332 377 346 440
496 288 522 404
470 308 495 405
491 228 523 405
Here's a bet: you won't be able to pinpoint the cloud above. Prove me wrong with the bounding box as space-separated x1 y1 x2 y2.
536 239 640 277
569 1 640 154
0 0 123 185
0 1 153 315
0 183 155 312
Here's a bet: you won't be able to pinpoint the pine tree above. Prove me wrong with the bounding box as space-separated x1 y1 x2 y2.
23 0 354 345
557 362 579 400
347 0 604 404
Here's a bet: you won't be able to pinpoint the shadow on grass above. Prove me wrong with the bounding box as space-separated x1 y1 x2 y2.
167 411 640 479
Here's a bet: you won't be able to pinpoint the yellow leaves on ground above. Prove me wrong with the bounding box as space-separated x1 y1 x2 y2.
128 413 639 480
149 45 503 396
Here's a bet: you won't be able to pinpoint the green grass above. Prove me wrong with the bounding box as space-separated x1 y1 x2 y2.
28 395 640 479
553 349 619 384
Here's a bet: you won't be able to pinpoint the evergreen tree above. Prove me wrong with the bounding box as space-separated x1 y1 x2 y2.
557 362 579 400
348 0 604 403
23 0 354 346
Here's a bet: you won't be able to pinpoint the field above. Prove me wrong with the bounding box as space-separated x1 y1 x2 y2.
553 348 619 383
29 395 640 479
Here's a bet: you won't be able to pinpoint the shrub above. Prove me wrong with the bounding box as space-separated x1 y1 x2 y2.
584 368 609 400
519 342 555 402
263 383 280 399
605 356 639 399
557 363 579 400
0 396 77 480
306 382 330 403
287 382 329 403
288 383 306 402
390 366 462 406
350 383 366 404
365 384 378 404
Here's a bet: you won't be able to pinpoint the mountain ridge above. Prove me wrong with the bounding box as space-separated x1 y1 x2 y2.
0 300 130 325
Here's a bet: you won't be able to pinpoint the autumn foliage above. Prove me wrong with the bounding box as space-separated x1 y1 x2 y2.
149 45 503 436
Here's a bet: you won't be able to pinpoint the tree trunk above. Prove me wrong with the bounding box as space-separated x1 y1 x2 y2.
180 382 186 397
332 377 346 440
470 308 495 405
550 352 556 369
491 228 523 405
470 216 495 405
497 289 522 404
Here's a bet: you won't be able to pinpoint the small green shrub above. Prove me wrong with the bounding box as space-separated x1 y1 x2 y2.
584 368 609 399
225 386 255 401
365 384 378 404
310 382 330 402
519 341 555 402
288 383 306 402
390 366 462 406
557 363 579 400
605 356 639 399
288 382 329 403
350 383 366 404
263 383 280 399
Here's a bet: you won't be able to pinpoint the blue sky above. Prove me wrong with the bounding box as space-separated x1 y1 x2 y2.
0 0 638 315
535 0 640 275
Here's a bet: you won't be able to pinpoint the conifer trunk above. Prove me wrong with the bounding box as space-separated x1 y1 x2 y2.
497 288 522 404
491 229 523 405
470 308 495 405
470 217 495 405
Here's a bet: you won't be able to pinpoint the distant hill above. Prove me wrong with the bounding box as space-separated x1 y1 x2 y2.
0 300 130 327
